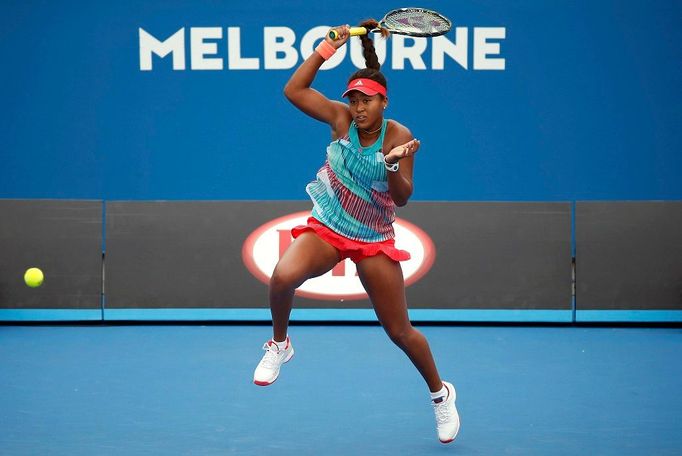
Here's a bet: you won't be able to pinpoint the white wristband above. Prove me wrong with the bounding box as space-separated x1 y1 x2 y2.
384 156 399 172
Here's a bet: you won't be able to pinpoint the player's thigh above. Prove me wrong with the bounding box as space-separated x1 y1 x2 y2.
274 231 341 284
356 254 410 330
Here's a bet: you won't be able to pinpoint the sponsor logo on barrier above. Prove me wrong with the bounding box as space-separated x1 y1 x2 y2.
139 26 505 71
242 211 435 300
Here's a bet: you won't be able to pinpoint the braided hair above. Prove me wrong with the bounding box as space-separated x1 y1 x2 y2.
348 19 389 95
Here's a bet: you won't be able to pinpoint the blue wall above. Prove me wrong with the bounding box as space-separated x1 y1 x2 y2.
2 0 681 201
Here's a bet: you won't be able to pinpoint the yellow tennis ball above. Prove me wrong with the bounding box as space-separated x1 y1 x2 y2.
24 267 44 288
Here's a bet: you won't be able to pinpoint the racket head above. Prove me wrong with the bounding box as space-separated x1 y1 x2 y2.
380 8 452 37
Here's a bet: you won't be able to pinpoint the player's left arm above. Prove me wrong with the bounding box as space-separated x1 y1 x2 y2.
384 122 420 207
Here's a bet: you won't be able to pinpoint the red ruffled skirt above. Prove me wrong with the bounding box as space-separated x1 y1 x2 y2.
291 217 411 264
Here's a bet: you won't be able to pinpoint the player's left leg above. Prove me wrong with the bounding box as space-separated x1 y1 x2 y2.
356 253 441 390
356 253 460 443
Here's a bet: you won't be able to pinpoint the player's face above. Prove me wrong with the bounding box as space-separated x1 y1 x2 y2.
348 92 387 130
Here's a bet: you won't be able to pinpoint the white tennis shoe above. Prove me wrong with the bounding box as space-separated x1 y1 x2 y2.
253 337 294 386
432 381 460 443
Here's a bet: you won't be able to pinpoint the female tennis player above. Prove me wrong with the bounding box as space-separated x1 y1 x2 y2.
253 22 460 444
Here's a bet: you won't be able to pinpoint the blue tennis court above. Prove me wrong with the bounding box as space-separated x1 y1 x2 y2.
2 324 680 455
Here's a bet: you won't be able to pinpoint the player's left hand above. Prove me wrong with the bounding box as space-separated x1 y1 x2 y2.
385 138 420 164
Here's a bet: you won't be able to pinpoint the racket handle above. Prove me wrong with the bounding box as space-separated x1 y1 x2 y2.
329 27 368 40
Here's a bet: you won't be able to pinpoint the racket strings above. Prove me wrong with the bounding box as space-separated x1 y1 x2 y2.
383 9 451 36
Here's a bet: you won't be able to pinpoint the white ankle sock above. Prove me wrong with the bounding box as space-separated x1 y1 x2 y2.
430 384 447 402
272 337 288 349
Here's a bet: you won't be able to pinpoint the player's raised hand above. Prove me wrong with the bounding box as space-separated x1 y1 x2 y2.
385 138 420 163
326 25 351 48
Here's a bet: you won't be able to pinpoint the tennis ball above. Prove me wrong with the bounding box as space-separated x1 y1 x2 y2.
24 267 44 288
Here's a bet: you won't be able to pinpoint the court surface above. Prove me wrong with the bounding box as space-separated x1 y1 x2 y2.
1 324 681 455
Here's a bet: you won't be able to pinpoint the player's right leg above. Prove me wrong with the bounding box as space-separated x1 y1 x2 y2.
253 231 340 386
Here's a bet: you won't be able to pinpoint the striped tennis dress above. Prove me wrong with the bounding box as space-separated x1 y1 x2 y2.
306 119 396 243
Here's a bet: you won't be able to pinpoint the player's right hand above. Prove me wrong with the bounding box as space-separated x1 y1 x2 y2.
326 25 351 48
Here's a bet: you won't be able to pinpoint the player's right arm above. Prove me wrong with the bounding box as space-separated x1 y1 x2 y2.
283 25 351 138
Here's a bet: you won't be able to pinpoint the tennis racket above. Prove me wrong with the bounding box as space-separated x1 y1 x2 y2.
328 8 451 40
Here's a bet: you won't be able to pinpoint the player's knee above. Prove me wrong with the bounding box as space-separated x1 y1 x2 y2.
386 325 415 348
270 264 304 293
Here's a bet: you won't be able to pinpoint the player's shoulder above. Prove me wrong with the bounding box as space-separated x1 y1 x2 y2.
386 119 413 143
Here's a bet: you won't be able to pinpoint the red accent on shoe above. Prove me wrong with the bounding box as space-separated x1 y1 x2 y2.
253 352 294 387
269 338 289 350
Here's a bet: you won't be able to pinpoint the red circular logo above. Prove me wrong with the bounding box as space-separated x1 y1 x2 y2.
242 211 435 300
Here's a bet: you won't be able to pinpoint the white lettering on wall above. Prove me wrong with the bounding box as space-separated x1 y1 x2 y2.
191 27 223 70
264 27 298 69
473 27 506 70
392 35 427 70
139 27 185 71
228 27 260 69
432 28 468 70
139 26 507 71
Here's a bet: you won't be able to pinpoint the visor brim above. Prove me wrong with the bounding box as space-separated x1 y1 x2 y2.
342 87 381 98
